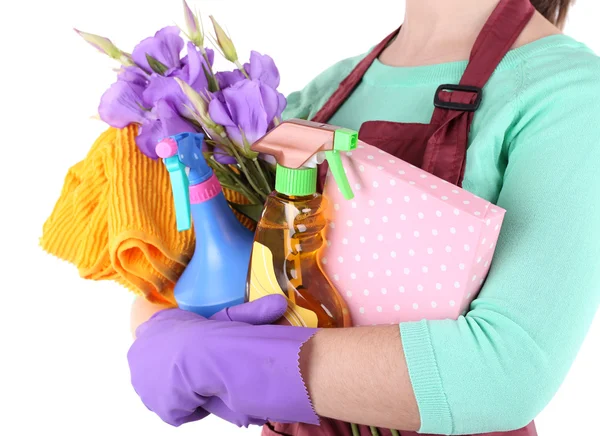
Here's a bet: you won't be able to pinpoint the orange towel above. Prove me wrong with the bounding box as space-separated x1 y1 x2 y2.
40 124 254 307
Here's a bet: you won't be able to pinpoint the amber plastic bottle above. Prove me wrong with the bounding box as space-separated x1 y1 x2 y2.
246 119 358 329
250 190 351 328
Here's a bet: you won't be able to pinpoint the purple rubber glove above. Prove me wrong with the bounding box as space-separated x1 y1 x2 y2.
128 294 320 428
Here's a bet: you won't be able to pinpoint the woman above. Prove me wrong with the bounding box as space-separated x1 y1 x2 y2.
127 0 600 435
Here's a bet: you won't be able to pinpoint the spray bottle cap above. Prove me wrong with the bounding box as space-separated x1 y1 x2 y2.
155 132 209 232
250 119 358 199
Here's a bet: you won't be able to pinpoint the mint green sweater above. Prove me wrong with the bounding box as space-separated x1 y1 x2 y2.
282 34 600 435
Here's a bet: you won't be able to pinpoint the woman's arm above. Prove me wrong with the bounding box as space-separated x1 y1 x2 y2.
126 54 600 434
300 325 421 431
298 57 600 434
130 297 172 338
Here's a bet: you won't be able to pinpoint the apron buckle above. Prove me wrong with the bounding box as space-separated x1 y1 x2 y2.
434 84 483 112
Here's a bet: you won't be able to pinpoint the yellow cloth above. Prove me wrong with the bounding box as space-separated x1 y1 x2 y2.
40 124 254 306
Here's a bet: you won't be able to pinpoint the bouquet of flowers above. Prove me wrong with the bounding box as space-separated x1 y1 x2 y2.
76 0 285 222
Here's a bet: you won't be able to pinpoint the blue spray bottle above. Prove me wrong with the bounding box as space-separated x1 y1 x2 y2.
155 132 254 318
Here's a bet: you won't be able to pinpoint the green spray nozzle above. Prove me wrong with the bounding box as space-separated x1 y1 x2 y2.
250 119 358 199
325 128 358 200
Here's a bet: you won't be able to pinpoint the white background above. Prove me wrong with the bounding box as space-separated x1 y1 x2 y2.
2 1 599 435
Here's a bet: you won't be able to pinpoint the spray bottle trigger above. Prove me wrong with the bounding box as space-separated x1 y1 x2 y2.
163 155 191 232
324 128 358 200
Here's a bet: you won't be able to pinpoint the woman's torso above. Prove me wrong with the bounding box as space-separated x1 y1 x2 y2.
272 31 600 436
285 34 598 206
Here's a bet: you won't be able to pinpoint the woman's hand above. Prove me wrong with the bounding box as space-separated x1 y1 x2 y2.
127 294 320 428
130 297 173 338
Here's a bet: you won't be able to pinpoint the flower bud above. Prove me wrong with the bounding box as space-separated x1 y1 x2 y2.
74 29 134 66
175 77 222 137
183 0 204 46
209 16 238 63
175 77 208 115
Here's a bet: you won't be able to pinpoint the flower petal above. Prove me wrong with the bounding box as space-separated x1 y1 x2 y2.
205 48 215 66
215 69 245 89
247 51 280 89
135 101 197 159
222 79 268 145
208 91 243 146
183 42 210 93
258 81 280 125
142 75 187 115
98 79 147 128
132 26 184 72
212 146 237 165
136 118 164 159
143 75 176 104
276 91 287 118
117 66 149 87
155 99 197 137
208 95 235 128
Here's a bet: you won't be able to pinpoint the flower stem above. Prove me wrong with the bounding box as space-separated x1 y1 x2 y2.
206 154 262 204
350 423 360 436
227 142 268 200
222 181 254 201
200 48 220 91
235 60 250 79
260 158 276 187
233 180 261 204
253 158 273 194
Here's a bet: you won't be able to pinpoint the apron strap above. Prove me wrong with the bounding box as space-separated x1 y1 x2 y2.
312 29 399 190
312 0 536 188
462 0 536 88
424 0 535 185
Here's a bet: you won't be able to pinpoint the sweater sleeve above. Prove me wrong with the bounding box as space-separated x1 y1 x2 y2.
399 55 600 434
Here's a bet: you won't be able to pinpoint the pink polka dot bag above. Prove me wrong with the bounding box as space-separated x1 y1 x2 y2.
320 140 506 326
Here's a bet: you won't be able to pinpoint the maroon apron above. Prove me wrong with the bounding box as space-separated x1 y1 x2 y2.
263 0 538 435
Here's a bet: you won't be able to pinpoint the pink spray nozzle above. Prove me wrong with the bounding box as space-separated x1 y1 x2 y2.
156 137 178 158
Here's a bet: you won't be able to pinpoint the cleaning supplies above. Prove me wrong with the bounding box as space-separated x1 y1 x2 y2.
156 132 254 318
247 119 358 329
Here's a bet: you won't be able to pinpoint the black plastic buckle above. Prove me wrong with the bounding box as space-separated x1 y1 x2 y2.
434 84 483 112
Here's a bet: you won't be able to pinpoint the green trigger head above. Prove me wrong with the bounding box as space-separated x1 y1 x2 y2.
325 128 358 200
334 128 358 152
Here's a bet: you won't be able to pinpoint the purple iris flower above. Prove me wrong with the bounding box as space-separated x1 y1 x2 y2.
215 50 281 90
136 99 197 158
97 26 216 159
215 70 245 89
208 51 286 164
98 79 148 129
245 50 281 89
143 44 214 112
139 33 214 115
131 26 185 75
210 51 286 144
208 78 286 148
95 26 286 165
99 79 195 158
117 66 149 87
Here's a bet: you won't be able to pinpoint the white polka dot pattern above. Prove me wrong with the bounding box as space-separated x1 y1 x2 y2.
320 140 506 326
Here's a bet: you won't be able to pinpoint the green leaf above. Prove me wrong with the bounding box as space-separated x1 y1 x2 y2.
146 54 168 75
227 202 264 223
202 63 220 92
